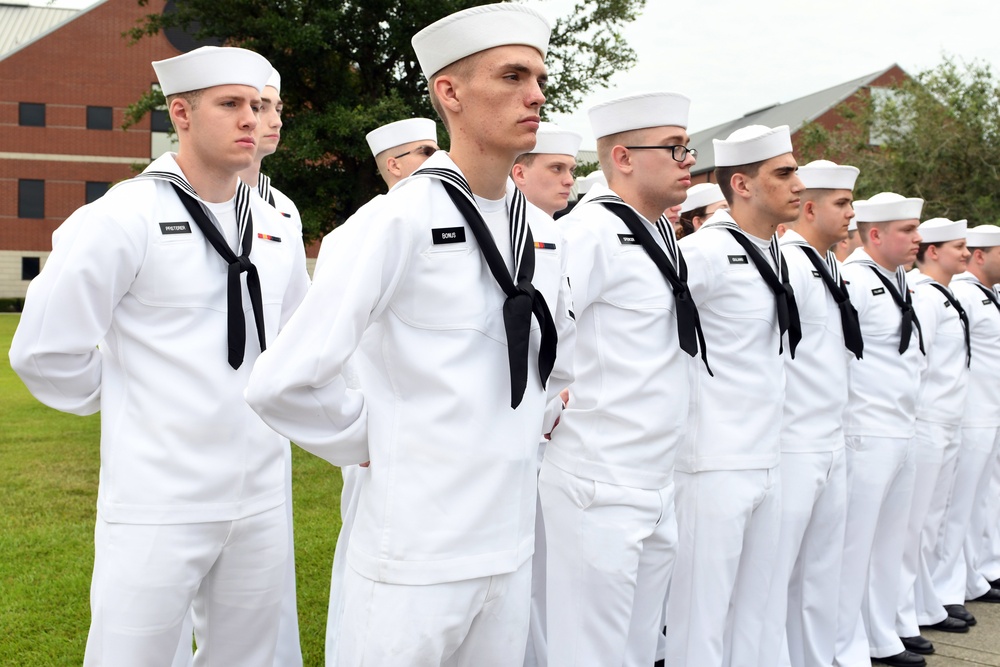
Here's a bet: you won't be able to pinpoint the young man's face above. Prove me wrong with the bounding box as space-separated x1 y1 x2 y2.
181 84 261 173
748 153 803 224
255 85 283 159
975 245 1000 285
933 238 971 277
628 125 695 211
811 188 855 246
875 219 922 268
513 154 576 216
455 44 547 158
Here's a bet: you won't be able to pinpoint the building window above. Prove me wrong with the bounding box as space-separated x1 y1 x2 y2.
22 257 41 281
18 180 44 219
19 102 45 127
87 106 114 130
151 109 172 133
86 181 111 204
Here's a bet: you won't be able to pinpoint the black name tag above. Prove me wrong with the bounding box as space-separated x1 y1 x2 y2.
811 270 821 278
944 301 952 308
728 255 748 265
872 287 885 295
985 299 993 305
618 234 640 245
159 221 191 235
432 227 466 245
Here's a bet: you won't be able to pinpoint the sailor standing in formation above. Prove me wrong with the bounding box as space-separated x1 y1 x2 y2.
10 4 1000 666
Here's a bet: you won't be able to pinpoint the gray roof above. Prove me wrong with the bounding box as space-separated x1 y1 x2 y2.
690 65 897 175
0 3 82 61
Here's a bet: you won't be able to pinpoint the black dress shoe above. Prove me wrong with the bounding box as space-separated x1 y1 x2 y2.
989 577 1000 589
871 650 927 666
969 587 1000 603
921 615 969 633
900 635 934 654
945 603 977 626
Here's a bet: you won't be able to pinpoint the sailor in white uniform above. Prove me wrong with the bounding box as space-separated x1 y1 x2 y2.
895 218 972 653
757 160 862 667
317 115 439 667
170 65 308 667
836 192 925 667
665 125 803 667
245 5 576 665
9 47 310 667
539 92 704 667
930 225 1000 623
509 121 582 667
677 181 727 236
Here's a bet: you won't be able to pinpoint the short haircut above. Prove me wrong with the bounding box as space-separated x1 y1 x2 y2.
595 128 647 181
715 160 764 204
513 153 537 167
800 188 835 207
166 88 205 111
427 52 483 133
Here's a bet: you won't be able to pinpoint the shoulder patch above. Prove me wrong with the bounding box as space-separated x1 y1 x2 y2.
728 254 748 265
617 233 640 246
872 287 886 295
432 227 466 245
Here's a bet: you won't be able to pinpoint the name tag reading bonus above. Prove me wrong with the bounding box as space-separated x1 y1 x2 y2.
432 227 466 245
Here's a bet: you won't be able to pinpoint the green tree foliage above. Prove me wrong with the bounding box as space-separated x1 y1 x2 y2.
798 57 1000 225
125 0 644 241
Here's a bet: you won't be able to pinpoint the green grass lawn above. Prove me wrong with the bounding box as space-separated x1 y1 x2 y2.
0 313 344 666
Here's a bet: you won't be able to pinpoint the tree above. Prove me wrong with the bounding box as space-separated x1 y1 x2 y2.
125 0 645 241
797 56 1000 225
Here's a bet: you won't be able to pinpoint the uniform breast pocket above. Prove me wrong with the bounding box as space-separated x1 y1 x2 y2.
251 237 294 304
393 244 498 330
606 247 674 311
712 266 773 319
134 236 227 308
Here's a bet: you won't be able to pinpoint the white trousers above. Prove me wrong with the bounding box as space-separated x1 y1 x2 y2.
538 461 677 667
977 449 1000 582
171 446 301 667
933 426 1000 602
85 505 287 667
759 450 846 667
897 421 957 634
665 467 781 667
338 559 532 666
835 436 915 665
325 464 367 667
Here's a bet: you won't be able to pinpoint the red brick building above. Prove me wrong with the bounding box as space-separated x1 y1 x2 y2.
0 0 181 298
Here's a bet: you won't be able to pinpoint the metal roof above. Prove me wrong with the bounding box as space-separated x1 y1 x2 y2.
0 3 82 61
690 65 897 175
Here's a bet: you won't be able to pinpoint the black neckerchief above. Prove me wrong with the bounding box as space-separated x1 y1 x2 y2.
587 194 711 375
784 240 864 359
927 281 971 368
412 166 557 409
139 170 266 370
867 267 925 355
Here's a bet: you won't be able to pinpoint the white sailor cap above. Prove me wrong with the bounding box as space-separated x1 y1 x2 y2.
529 122 583 156
853 192 924 223
152 46 272 96
366 118 438 158
680 182 725 214
588 92 691 139
918 218 967 243
411 3 551 80
797 159 860 191
265 68 281 94
714 125 793 167
848 218 858 232
576 170 607 195
967 225 1000 248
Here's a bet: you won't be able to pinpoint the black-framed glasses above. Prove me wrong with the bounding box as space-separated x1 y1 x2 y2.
623 145 697 162
394 145 437 159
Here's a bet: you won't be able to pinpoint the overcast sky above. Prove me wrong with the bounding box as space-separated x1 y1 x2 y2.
541 0 1000 149
42 0 1000 151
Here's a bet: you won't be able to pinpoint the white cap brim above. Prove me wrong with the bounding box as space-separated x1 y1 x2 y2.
853 192 924 223
588 91 691 139
153 46 272 96
366 118 438 158
798 160 859 190
680 182 725 213
967 224 1000 248
714 125 793 167
529 122 583 156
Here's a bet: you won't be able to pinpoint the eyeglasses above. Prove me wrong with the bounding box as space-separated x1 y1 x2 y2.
394 145 438 159
623 145 697 163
